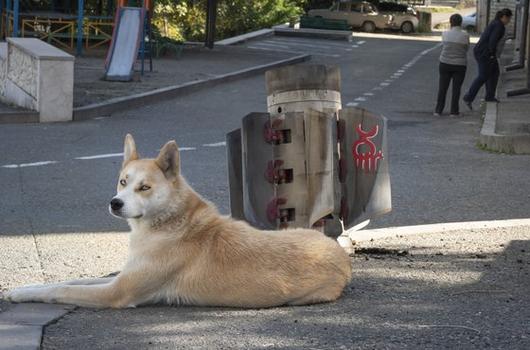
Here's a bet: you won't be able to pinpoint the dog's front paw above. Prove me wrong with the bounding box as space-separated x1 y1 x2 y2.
4 287 46 303
4 288 22 303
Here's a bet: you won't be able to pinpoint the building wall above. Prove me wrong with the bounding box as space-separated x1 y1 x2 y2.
478 0 518 35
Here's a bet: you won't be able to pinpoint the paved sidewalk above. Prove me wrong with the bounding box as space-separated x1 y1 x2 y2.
1 221 529 349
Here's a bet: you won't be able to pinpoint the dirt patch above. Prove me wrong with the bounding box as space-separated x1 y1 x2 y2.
74 46 296 107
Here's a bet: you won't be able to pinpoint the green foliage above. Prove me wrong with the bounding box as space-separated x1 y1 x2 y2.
152 0 308 42
153 1 206 42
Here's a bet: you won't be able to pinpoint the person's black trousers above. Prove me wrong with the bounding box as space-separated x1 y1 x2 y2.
435 62 467 115
463 55 500 103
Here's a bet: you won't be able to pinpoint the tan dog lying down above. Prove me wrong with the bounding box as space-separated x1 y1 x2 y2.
6 135 352 308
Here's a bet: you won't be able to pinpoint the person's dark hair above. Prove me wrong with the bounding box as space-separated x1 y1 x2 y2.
450 14 463 27
495 8 513 20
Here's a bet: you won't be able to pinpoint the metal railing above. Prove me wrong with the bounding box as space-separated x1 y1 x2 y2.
1 10 114 52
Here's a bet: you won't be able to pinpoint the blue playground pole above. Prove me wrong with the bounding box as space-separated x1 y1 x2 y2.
13 0 19 37
76 0 84 55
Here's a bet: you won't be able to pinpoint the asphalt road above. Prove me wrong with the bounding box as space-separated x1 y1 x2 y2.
0 34 529 236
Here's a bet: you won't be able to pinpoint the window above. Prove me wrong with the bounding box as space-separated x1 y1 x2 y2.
351 3 362 12
364 4 376 13
339 2 349 11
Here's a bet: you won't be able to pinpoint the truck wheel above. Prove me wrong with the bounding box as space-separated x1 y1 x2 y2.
362 21 376 33
401 21 414 33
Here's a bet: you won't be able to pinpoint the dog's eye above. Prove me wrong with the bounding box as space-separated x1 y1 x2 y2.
120 179 127 186
139 185 151 191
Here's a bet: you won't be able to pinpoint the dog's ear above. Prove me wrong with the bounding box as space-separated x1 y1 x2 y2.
123 134 139 168
155 141 180 180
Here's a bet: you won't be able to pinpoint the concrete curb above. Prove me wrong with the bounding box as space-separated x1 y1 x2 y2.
73 54 311 121
215 28 274 46
479 102 530 154
0 303 73 350
348 218 530 242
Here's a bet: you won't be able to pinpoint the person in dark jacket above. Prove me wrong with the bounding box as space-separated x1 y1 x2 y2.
463 8 512 109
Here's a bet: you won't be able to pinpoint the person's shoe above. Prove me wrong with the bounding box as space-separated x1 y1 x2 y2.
449 113 460 118
485 98 500 103
463 99 473 111
433 112 441 117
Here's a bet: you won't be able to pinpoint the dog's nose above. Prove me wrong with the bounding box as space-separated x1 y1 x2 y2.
110 198 124 211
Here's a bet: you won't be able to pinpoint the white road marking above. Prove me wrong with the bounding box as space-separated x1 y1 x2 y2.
3 147 198 170
356 41 366 45
346 102 359 107
247 45 340 58
269 40 333 49
354 42 441 102
203 142 226 147
345 48 352 51
2 161 58 169
272 38 351 49
351 45 359 48
75 153 123 160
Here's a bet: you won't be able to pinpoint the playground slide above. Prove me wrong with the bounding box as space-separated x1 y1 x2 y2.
105 7 145 81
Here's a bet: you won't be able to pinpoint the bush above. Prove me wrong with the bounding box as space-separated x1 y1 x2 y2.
153 0 307 42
